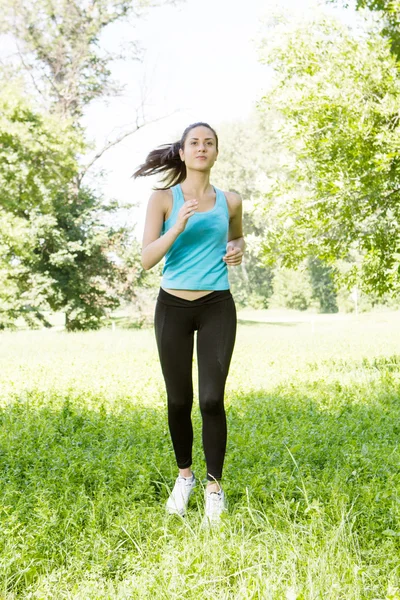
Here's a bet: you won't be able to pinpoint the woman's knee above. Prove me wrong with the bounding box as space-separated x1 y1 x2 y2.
167 393 193 414
200 393 224 416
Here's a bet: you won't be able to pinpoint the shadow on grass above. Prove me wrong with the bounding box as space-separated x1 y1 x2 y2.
1 374 400 592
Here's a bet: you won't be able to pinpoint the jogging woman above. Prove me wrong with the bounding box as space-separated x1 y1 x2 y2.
134 122 245 526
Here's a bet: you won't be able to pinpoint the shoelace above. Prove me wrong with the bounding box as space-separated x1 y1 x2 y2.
179 478 194 487
206 492 223 510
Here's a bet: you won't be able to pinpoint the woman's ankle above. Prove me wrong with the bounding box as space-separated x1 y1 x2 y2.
206 481 221 494
179 467 193 478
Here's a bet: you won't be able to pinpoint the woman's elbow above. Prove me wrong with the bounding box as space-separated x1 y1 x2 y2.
141 252 157 271
141 256 151 270
141 250 149 270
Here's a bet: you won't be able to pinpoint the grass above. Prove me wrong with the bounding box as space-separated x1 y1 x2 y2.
0 310 400 598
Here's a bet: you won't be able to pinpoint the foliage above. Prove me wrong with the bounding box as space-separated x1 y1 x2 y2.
0 80 139 331
331 0 400 61
270 265 314 311
257 11 400 297
35 188 127 332
228 233 274 309
308 257 339 313
0 80 78 329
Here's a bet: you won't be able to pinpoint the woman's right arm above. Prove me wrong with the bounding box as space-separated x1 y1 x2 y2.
141 190 198 270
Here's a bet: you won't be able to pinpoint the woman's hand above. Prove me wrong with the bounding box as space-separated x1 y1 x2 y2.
174 199 198 234
223 241 244 266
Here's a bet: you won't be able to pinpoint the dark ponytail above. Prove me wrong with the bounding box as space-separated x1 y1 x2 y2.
132 140 186 190
132 122 218 190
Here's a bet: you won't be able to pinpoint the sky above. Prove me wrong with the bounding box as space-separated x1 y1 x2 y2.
1 0 361 239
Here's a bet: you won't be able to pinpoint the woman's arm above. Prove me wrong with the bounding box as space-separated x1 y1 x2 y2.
223 191 245 266
141 190 198 270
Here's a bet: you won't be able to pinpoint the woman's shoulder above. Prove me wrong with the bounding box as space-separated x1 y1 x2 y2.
223 190 242 203
147 187 177 222
219 189 242 213
147 187 173 210
149 187 173 200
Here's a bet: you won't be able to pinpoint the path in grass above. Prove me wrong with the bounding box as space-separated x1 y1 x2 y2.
0 311 399 598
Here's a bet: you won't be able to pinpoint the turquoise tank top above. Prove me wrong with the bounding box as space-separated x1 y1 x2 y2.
161 183 230 290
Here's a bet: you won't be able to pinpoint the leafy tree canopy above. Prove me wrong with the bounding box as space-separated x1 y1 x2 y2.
0 78 134 331
257 11 400 296
330 0 400 61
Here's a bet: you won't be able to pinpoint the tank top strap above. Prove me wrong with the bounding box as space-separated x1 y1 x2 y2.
161 185 183 234
170 184 184 217
214 186 229 219
172 184 184 206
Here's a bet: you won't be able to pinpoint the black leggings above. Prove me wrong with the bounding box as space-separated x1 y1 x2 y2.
154 287 237 482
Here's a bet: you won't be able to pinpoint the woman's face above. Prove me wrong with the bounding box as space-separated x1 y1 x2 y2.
179 126 218 171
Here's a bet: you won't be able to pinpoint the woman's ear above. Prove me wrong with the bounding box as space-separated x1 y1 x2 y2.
179 148 184 162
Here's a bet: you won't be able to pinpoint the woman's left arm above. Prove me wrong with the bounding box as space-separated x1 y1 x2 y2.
223 191 245 266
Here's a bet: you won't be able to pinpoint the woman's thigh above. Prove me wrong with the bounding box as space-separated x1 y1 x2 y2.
154 301 195 397
196 296 237 394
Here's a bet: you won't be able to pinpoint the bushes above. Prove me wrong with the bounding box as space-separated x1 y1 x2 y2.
269 267 315 311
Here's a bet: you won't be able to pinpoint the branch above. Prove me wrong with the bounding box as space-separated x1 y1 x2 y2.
16 32 65 106
77 109 180 186
15 40 48 104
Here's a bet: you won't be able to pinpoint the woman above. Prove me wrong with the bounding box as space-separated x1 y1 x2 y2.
134 122 245 526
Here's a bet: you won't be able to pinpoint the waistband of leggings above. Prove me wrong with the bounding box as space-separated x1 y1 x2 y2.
157 287 232 308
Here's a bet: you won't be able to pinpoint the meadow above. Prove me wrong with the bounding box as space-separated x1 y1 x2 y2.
0 309 400 599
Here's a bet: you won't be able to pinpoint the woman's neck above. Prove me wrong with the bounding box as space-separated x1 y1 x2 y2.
181 170 212 197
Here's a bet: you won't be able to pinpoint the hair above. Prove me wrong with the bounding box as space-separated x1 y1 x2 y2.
132 121 219 190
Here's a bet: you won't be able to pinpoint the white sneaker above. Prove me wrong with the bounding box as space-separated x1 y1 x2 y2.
166 473 196 516
202 487 227 528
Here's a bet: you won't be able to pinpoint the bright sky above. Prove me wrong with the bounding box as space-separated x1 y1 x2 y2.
1 0 360 238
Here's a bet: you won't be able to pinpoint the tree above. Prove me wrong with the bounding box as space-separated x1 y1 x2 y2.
308 257 339 313
0 79 132 330
330 0 400 61
270 266 314 311
1 0 171 117
257 11 400 297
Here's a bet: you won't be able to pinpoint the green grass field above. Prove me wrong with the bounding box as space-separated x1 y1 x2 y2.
1 310 400 599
